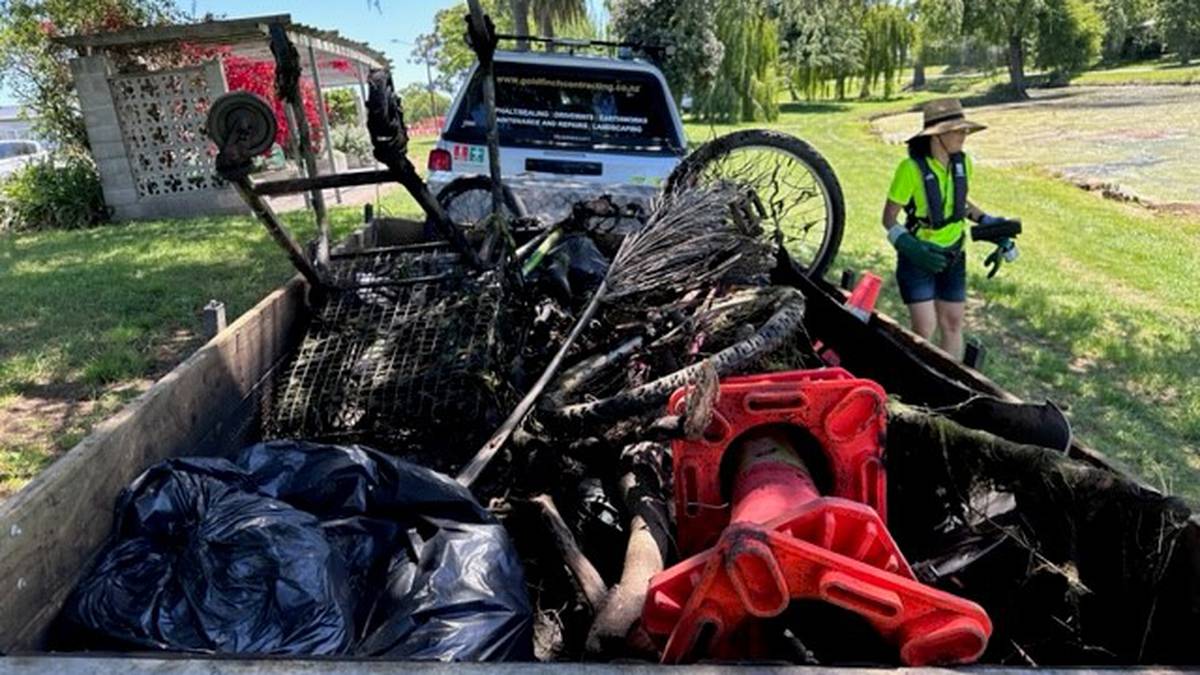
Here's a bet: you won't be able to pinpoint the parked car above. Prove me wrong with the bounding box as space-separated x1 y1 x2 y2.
0 139 47 179
427 46 687 221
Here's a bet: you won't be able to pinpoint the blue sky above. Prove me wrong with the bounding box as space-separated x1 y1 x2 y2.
0 0 608 106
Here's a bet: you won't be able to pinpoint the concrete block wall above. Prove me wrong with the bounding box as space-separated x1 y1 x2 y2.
71 55 137 218
70 55 247 221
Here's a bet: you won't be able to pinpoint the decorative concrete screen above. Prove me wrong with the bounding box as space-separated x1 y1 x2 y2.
71 55 245 220
109 65 222 199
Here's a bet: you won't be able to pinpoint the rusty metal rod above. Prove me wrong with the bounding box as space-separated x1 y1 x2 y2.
253 169 394 196
269 22 330 267
465 0 508 246
231 177 324 289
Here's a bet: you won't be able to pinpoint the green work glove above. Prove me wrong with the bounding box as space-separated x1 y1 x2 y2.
983 238 1018 278
889 226 948 274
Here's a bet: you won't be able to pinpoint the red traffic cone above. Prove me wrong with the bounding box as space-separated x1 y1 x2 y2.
846 272 882 323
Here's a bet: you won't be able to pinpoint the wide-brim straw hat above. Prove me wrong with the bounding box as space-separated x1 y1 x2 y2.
907 98 987 142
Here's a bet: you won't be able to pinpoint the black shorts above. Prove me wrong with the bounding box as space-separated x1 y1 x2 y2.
896 245 966 304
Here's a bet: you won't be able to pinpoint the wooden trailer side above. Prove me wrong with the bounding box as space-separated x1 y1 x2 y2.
0 279 307 653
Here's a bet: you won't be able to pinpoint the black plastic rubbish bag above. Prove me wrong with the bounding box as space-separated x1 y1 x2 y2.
538 232 610 302
56 441 533 661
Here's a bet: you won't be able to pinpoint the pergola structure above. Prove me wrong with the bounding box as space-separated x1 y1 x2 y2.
58 15 389 220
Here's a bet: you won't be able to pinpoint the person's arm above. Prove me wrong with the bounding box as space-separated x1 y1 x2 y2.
966 200 986 223
883 159 914 236
882 200 904 233
967 199 1014 226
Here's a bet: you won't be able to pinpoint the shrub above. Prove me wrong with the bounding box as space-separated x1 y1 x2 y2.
323 88 359 127
0 152 108 231
331 125 372 163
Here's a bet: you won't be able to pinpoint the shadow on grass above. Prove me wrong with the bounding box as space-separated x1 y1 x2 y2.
958 83 1035 107
939 64 997 77
779 101 852 115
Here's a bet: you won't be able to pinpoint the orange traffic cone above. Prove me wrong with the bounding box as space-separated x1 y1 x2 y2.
814 272 883 366
846 272 882 323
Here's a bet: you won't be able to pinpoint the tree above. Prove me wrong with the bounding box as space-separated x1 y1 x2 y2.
911 0 964 89
1156 0 1200 65
965 0 1045 99
0 0 179 152
1035 0 1104 83
511 0 531 49
859 3 914 99
694 0 779 122
778 0 864 101
397 82 450 122
529 0 587 46
1097 0 1152 60
509 0 587 46
408 29 450 122
610 0 724 106
412 0 514 93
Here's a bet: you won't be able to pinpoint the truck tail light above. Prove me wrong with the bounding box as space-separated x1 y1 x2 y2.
427 148 452 172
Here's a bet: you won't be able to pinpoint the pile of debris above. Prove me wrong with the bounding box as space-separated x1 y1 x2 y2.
242 180 1190 666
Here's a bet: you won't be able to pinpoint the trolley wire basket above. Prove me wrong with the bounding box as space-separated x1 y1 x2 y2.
264 243 513 470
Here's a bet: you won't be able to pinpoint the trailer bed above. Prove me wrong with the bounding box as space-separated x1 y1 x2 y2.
1 217 1196 669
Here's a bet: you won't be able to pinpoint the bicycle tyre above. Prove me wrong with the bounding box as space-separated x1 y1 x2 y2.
665 129 846 279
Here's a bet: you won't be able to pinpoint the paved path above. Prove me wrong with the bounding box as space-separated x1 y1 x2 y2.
266 182 403 214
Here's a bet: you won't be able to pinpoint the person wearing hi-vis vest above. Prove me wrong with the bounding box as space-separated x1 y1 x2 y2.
881 98 1019 360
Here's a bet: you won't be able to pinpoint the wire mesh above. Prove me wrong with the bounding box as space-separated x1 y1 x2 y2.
326 244 463 287
264 246 510 469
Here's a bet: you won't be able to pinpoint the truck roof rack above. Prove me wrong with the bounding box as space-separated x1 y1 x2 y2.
493 33 672 60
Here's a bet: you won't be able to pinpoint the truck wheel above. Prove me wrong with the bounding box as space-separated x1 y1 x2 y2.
666 129 846 279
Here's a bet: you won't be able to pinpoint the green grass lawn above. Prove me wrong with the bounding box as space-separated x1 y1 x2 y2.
1074 58 1200 86
1 81 1197 503
0 206 367 495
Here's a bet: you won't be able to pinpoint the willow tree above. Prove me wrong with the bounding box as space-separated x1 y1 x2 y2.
859 3 914 99
695 0 780 122
1098 0 1151 60
511 0 587 39
1035 0 1104 84
780 0 864 101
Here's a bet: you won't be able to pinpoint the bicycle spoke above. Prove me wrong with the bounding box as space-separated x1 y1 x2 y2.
684 144 831 272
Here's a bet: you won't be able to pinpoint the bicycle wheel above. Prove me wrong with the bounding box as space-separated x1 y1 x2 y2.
665 129 845 278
